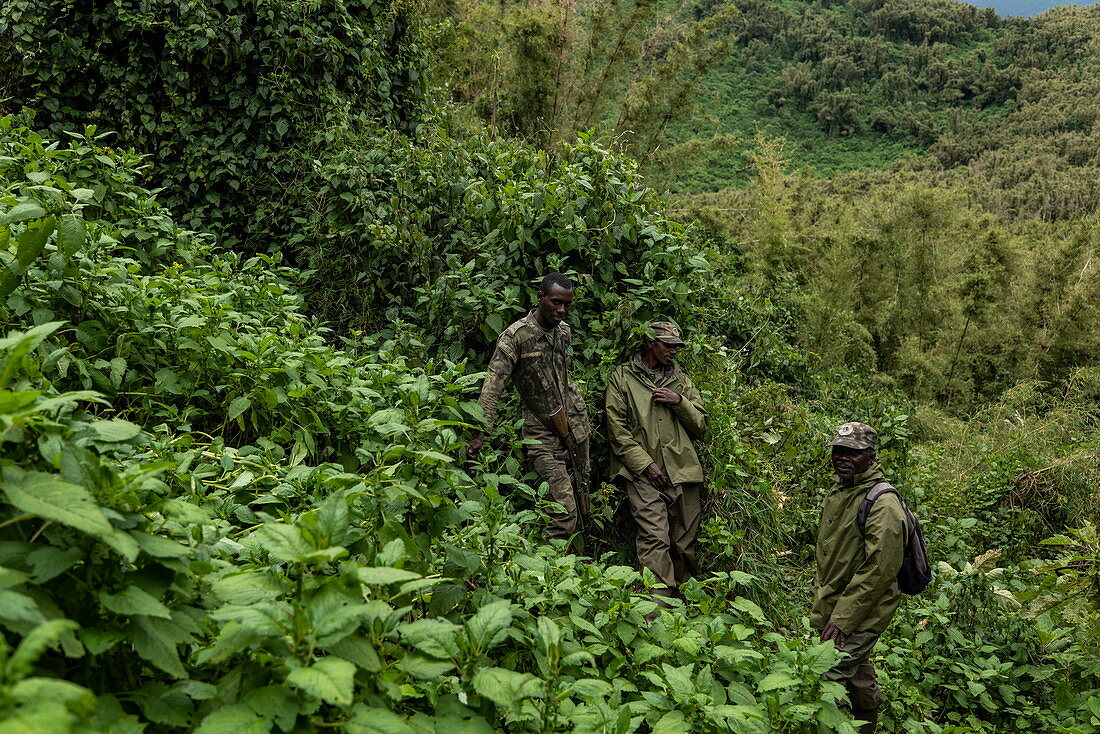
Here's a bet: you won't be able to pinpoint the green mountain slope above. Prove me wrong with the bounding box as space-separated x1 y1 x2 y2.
665 0 1017 189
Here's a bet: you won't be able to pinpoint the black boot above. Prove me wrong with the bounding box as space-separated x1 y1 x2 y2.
852 708 878 734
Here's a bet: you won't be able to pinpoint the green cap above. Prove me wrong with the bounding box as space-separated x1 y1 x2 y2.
649 321 685 346
827 422 878 451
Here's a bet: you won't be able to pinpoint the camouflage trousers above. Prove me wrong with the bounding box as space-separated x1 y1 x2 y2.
527 436 590 543
626 478 701 590
826 630 886 711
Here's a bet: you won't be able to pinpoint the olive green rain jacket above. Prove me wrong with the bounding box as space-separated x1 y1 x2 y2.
811 463 907 635
605 355 707 484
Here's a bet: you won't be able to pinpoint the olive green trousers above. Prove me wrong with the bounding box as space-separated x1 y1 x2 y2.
826 630 886 711
626 478 702 590
528 436 590 542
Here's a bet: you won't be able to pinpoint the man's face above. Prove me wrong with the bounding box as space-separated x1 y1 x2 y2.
535 284 574 328
647 339 680 368
831 445 873 479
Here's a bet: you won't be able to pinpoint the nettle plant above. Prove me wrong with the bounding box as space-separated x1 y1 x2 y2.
0 115 877 731
878 550 1100 734
295 126 711 366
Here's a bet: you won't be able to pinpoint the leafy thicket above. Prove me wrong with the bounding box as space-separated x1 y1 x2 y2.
296 127 706 358
0 106 892 731
0 0 428 251
3 0 1100 731
2 112 1098 733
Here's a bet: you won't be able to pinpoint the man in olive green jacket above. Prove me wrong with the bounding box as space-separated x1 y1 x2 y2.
605 322 707 607
813 422 907 734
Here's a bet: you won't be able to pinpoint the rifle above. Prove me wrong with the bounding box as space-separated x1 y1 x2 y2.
548 405 588 518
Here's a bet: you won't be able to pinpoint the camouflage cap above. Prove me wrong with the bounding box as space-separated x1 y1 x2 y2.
827 422 878 451
649 321 685 346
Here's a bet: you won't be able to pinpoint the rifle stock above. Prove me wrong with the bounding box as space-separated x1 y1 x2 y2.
548 406 574 448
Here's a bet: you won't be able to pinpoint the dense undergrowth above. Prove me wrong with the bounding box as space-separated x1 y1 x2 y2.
2 111 1098 732
2 0 1100 732
0 115 868 732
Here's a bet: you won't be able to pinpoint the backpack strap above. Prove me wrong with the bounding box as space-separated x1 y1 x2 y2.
856 481 899 534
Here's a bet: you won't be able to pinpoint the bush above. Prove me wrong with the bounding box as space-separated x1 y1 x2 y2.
1 0 429 251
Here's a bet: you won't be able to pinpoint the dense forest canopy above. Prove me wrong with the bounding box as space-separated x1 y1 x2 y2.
1 0 1099 732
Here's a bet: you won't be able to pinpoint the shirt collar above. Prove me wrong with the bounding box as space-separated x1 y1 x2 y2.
524 310 560 340
632 352 672 378
831 462 886 493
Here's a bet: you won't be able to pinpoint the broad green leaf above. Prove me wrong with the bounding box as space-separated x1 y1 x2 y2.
209 604 287 637
1 468 113 538
88 418 142 442
1 199 46 224
571 678 614 697
325 636 382 672
175 680 218 700
470 667 543 707
367 407 407 427
99 586 172 619
196 621 259 666
15 217 54 270
299 545 348 564
466 600 513 650
8 619 80 679
399 653 455 679
252 523 309 563
0 566 29 588
757 672 799 691
194 704 272 734
286 657 356 705
212 571 287 604
242 685 298 730
130 617 186 679
730 596 766 624
0 589 44 625
0 322 66 389
634 642 665 664
227 395 251 421
661 663 696 699
357 566 421 585
535 615 561 651
131 531 191 559
346 705 415 734
78 628 124 655
56 214 86 256
9 677 92 704
26 546 82 582
652 710 692 734
100 529 140 562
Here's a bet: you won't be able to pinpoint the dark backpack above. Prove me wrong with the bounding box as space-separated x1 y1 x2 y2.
855 482 932 595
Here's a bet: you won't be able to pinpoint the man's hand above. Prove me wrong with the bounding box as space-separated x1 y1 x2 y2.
466 431 487 460
820 620 848 649
642 462 671 491
652 387 682 406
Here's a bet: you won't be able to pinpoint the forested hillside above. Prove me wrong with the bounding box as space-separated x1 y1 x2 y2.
1 0 1099 732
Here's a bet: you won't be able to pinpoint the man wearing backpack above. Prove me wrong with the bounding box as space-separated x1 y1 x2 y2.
812 422 908 734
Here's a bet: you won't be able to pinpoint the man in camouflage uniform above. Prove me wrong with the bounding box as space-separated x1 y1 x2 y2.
813 422 908 734
605 322 707 610
467 273 591 543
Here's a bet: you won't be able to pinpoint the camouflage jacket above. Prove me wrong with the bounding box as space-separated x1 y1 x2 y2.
605 354 707 485
811 463 907 635
476 311 590 444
